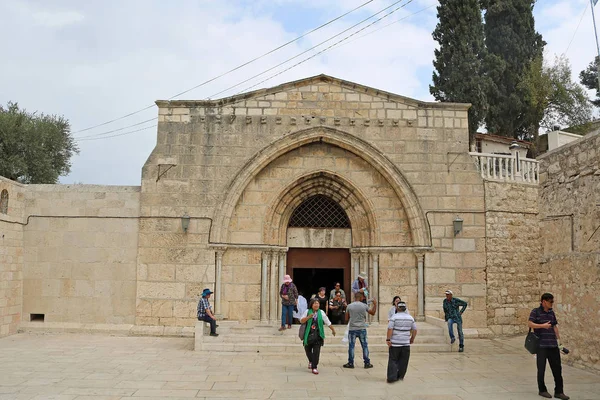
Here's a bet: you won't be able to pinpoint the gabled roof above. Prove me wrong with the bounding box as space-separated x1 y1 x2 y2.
156 74 471 110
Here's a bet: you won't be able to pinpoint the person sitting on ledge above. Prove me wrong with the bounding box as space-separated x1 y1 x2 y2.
197 288 219 337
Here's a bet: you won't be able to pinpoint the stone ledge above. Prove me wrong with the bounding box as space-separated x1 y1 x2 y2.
426 315 494 338
18 322 194 337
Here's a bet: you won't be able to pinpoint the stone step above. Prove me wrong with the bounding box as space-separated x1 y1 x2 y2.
210 333 447 344
200 342 452 353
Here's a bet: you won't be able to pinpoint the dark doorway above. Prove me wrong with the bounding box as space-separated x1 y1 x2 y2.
287 248 351 300
293 268 344 299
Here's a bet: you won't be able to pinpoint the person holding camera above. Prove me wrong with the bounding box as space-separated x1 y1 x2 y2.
528 293 569 400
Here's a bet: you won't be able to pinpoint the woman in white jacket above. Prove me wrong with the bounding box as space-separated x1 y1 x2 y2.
300 298 336 375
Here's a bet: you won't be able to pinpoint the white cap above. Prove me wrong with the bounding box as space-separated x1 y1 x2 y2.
445 290 453 295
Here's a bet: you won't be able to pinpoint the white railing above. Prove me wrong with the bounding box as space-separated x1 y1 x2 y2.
469 152 539 184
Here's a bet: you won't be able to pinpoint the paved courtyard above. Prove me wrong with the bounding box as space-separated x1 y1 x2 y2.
0 333 599 400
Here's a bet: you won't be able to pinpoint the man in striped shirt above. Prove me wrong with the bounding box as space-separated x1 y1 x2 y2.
528 293 569 400
386 301 417 383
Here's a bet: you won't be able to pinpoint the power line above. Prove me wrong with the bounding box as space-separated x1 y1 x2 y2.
73 0 426 142
231 0 415 98
333 2 436 50
76 125 157 142
71 0 375 134
565 2 589 55
205 0 413 100
74 117 157 139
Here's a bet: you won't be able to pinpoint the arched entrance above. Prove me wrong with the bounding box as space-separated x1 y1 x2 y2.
285 194 352 298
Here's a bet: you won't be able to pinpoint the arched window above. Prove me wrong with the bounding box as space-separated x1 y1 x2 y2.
289 195 350 228
0 189 8 214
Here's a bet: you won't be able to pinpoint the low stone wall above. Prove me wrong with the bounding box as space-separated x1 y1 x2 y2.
0 177 25 337
538 131 600 372
21 184 140 325
484 181 540 335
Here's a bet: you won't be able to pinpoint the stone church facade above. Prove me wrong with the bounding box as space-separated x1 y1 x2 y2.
1 75 597 369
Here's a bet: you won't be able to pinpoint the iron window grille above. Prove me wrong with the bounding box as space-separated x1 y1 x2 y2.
289 195 350 228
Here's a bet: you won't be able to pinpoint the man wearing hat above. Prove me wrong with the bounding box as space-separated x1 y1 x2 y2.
197 288 218 337
386 301 417 383
351 272 369 304
443 290 467 352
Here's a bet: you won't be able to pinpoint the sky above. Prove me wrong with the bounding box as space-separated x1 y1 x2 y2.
0 0 597 185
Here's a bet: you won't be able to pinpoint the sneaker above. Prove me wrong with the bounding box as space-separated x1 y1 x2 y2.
554 394 569 400
458 346 464 353
343 363 354 369
364 363 373 369
209 333 219 337
308 362 312 369
287 324 292 329
312 368 319 375
278 326 286 331
450 337 456 344
538 392 552 399
386 379 395 384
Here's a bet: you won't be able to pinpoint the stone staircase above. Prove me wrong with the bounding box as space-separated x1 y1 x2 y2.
195 319 453 353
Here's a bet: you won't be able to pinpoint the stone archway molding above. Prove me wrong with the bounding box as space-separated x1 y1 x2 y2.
211 126 430 246
263 170 377 247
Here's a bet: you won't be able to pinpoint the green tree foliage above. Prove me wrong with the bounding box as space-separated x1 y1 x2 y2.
484 0 545 138
430 0 487 142
520 56 592 151
579 56 600 107
0 102 79 184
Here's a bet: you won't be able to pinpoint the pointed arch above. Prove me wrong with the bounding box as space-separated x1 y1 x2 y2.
211 126 430 246
263 171 377 247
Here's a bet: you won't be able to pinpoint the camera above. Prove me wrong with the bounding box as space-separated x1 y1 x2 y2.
559 345 570 355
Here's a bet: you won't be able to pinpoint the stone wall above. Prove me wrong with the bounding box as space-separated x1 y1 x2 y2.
484 181 540 335
538 131 600 371
21 185 140 325
0 177 24 337
139 75 489 326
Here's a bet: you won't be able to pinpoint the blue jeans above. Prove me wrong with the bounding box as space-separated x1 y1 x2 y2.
447 318 464 346
348 329 370 365
281 304 294 327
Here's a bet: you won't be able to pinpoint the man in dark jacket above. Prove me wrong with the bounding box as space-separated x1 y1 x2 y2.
442 289 467 352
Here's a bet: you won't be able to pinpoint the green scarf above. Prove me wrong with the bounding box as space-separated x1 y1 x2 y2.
303 309 325 346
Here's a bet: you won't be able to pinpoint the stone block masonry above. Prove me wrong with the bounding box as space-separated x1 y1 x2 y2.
0 177 25 337
538 131 600 372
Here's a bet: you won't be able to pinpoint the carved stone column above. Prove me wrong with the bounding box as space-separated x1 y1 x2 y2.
269 251 279 322
278 251 287 323
260 251 270 323
371 252 379 322
416 253 425 320
350 249 360 280
214 248 226 318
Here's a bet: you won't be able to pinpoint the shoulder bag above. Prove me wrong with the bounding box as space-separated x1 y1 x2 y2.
524 308 540 354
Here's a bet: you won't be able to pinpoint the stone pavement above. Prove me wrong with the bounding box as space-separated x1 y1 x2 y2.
1 333 599 400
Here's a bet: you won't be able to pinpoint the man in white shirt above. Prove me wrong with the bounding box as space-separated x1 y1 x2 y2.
386 301 417 383
293 293 307 323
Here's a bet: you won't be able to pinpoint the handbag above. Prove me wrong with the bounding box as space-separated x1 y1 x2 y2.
525 330 540 354
298 322 307 340
524 308 541 354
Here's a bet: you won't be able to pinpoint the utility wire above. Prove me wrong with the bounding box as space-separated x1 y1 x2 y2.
205 0 413 100
231 0 415 98
76 125 157 142
333 2 435 50
71 0 375 134
75 117 157 139
565 2 589 55
72 0 428 142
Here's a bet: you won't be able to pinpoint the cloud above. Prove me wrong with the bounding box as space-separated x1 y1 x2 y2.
0 0 595 185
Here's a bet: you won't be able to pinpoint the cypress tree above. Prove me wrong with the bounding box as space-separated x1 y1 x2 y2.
484 0 545 139
430 0 487 144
